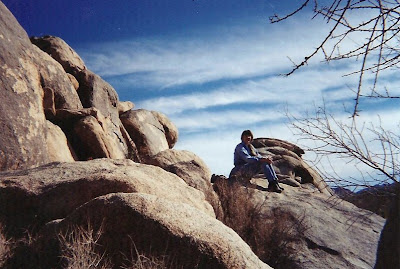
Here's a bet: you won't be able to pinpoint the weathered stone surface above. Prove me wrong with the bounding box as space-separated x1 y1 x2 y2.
31 36 129 161
0 3 83 171
75 69 118 115
147 149 211 190
151 111 178 148
42 86 56 119
54 107 100 120
52 108 132 161
45 120 75 162
73 116 121 159
0 2 49 170
66 73 79 90
117 100 134 114
30 45 82 110
41 193 271 269
0 159 214 235
75 69 131 157
30 35 86 74
146 149 223 217
250 179 385 269
119 123 141 163
30 36 118 128
75 114 131 160
31 36 123 147
253 138 332 195
253 138 305 157
121 109 171 160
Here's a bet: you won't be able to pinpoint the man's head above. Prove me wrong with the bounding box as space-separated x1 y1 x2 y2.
241 130 253 145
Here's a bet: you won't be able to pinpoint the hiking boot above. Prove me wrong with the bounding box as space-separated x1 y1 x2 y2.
277 183 284 191
268 182 282 193
273 178 284 191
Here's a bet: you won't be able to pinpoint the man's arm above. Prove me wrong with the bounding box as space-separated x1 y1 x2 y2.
254 147 273 164
237 145 259 164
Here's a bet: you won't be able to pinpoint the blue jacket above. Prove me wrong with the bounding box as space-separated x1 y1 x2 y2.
233 142 261 166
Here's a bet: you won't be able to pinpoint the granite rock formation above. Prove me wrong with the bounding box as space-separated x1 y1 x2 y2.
0 2 395 269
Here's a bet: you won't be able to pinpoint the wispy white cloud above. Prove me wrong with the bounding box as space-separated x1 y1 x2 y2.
136 67 358 115
80 17 332 89
171 108 285 132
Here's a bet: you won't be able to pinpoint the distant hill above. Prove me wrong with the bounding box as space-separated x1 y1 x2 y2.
332 183 397 218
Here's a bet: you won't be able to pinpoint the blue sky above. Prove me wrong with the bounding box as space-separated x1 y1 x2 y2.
4 0 399 183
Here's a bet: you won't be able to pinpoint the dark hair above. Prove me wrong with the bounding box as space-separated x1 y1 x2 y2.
241 130 257 156
241 130 254 140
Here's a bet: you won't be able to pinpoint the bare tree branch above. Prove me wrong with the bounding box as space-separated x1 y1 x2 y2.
272 0 400 116
286 104 399 186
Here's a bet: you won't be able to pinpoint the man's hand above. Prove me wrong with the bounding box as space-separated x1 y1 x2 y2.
260 157 273 164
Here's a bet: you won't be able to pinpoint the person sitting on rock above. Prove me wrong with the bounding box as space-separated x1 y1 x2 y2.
229 130 284 193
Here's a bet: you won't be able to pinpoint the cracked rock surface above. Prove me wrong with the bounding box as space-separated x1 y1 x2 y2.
251 178 385 269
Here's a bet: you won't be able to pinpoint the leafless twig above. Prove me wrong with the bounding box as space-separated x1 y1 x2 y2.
271 0 400 116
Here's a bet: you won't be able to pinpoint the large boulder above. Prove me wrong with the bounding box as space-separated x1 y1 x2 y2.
30 36 118 126
37 193 271 269
74 69 118 116
32 36 132 161
0 3 82 171
73 70 131 159
45 120 75 162
73 115 124 159
51 108 140 161
147 149 212 192
121 109 178 160
117 100 134 114
246 179 385 269
252 138 305 157
30 35 86 74
253 138 332 195
30 45 82 111
0 3 49 170
0 158 214 236
151 110 178 148
146 149 223 217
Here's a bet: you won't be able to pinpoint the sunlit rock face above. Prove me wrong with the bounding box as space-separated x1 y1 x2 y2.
252 138 333 195
120 109 178 161
0 2 80 171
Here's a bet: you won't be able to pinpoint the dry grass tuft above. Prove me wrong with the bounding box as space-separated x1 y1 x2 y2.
1 221 193 269
120 236 186 269
214 179 265 236
0 223 12 267
58 224 190 269
58 223 112 269
214 179 308 269
122 254 170 269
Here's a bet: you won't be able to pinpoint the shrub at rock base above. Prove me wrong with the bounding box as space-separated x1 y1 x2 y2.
1 222 189 269
214 179 307 269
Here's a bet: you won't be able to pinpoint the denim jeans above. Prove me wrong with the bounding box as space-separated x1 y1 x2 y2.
229 162 278 183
